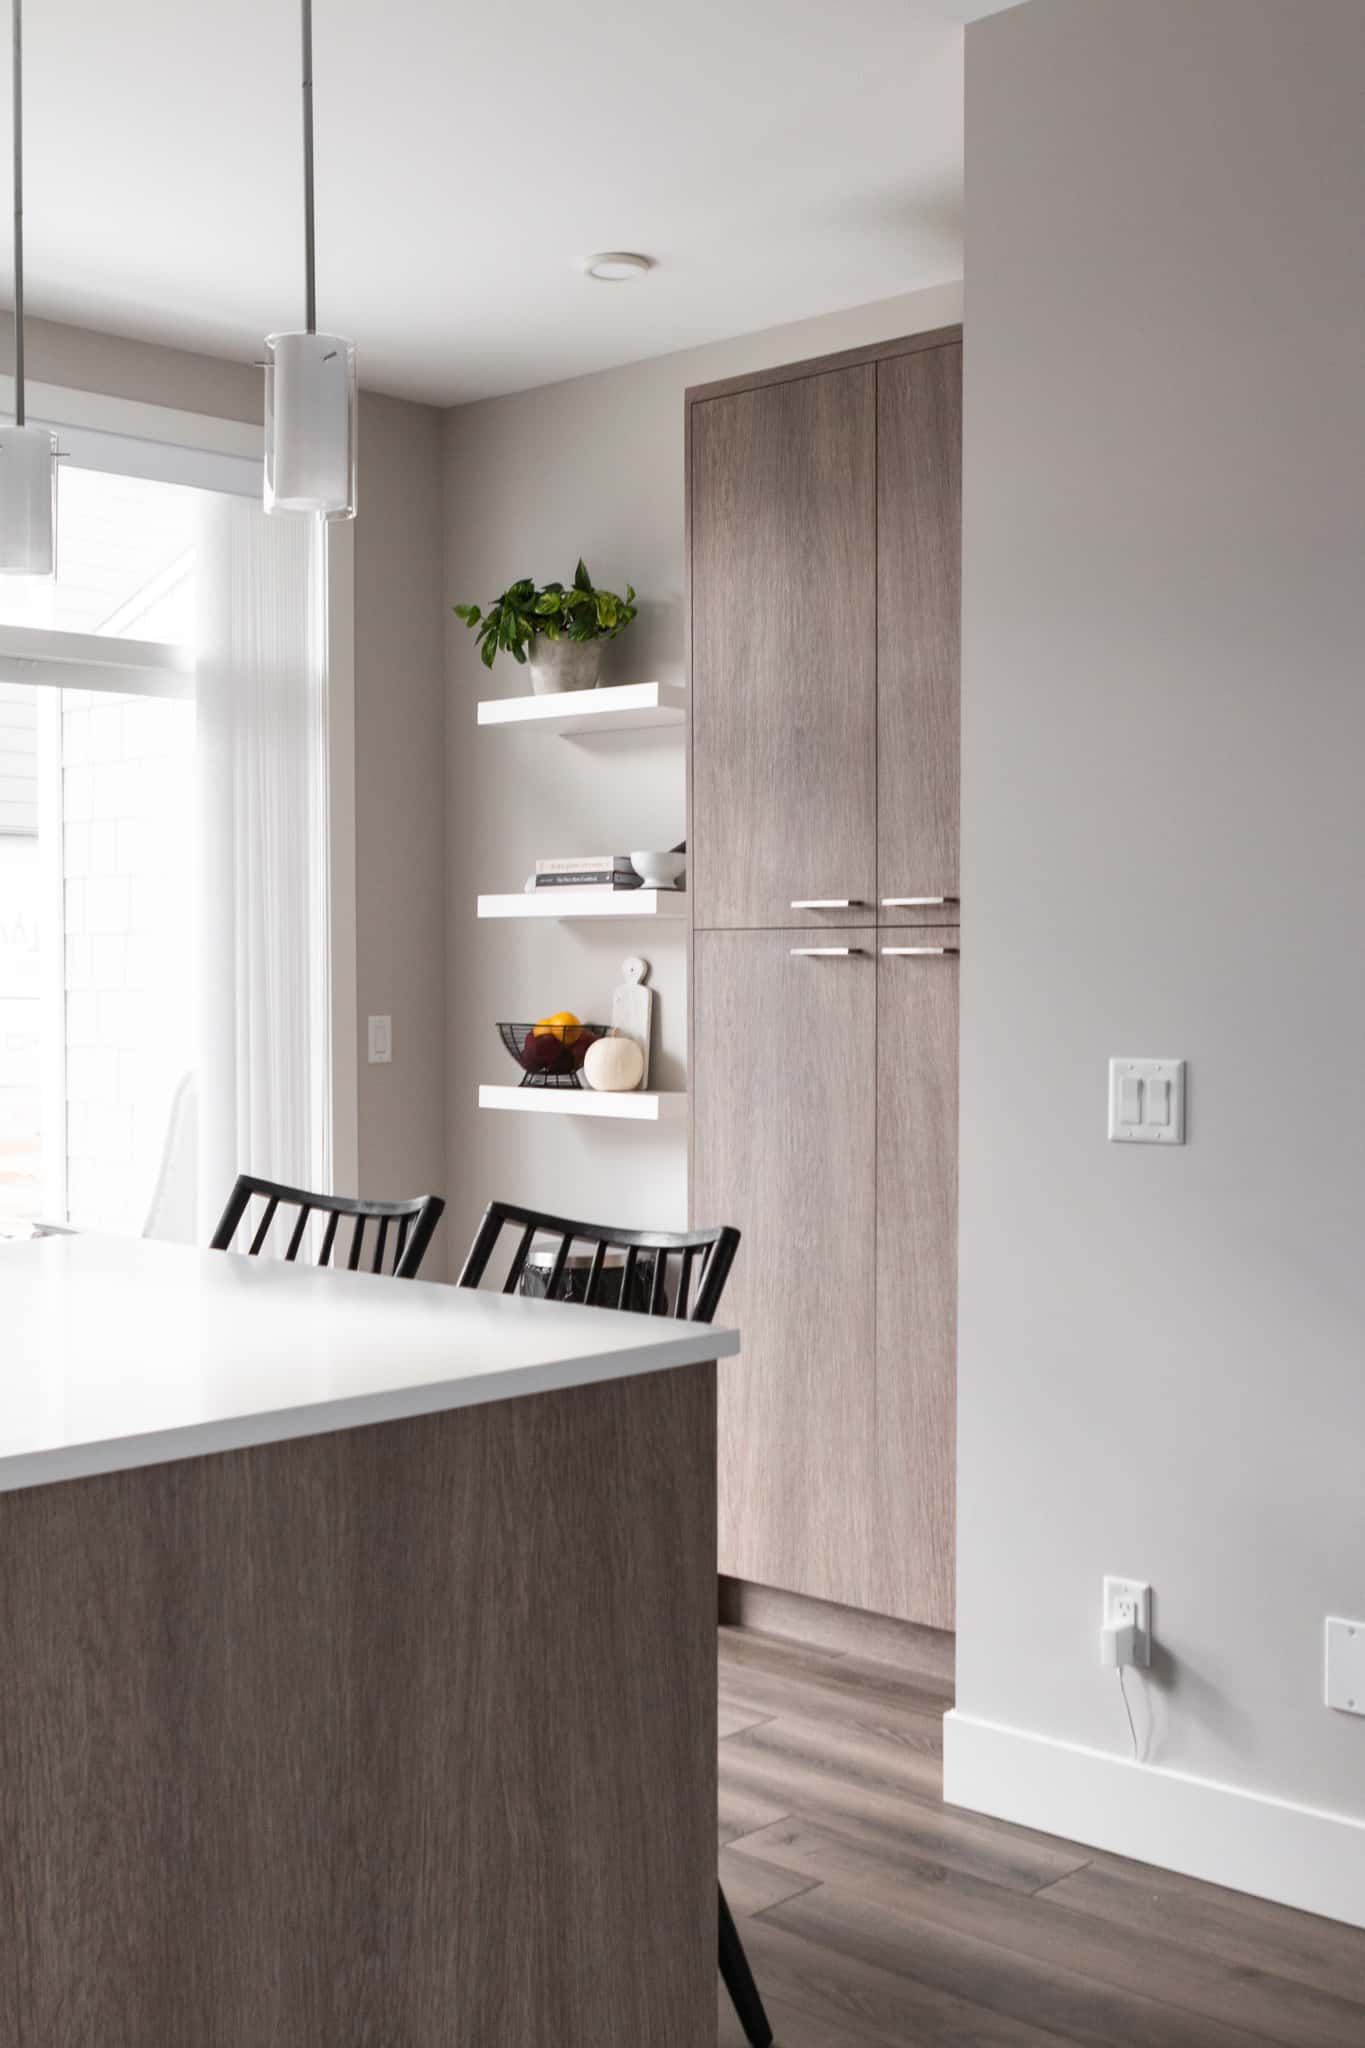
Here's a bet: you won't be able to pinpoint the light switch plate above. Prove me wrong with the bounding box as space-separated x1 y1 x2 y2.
1325 1618 1365 1715
367 1015 392 1065
1109 1058 1185 1144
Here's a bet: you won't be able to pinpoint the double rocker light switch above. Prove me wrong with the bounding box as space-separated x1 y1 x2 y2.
1108 1058 1185 1144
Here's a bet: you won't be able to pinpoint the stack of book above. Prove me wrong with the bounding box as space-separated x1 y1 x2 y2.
533 856 643 892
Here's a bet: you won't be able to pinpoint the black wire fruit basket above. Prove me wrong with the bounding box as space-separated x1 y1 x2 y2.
496 1020 610 1088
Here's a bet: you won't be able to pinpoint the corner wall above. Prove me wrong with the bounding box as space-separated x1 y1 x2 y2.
951 0 1365 1924
442 284 962 1269
352 393 447 1236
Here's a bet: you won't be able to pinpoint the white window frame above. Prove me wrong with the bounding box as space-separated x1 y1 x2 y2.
0 623 192 699
0 377 359 1212
34 688 65 1221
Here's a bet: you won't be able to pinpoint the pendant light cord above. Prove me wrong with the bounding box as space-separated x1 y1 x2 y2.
301 0 316 336
12 0 24 424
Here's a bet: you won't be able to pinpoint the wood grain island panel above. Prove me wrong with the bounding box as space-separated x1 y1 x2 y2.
0 1364 716 2047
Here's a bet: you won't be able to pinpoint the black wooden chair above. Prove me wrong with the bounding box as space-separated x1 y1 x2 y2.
211 1174 444 1281
457 1200 772 2048
457 1198 738 1321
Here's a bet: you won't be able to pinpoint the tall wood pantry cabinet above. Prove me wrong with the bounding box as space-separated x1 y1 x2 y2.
687 329 961 1630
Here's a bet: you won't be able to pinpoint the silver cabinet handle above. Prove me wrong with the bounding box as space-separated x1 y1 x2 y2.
881 896 959 908
880 945 959 957
791 899 866 910
790 946 865 957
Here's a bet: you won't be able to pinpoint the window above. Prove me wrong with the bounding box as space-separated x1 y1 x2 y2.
0 392 343 1249
0 467 196 641
0 467 203 1234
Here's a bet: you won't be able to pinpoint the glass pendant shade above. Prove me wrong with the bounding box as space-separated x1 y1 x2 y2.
0 422 57 574
263 331 357 519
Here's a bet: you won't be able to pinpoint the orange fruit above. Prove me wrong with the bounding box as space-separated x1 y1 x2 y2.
533 1009 582 1045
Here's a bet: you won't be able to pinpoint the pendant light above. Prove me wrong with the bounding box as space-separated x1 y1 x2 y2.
263 0 356 519
0 0 57 575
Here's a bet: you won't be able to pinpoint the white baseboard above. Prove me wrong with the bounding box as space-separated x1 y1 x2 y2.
943 1709 1365 1930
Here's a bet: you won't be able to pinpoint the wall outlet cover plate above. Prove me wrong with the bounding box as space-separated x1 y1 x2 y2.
1109 1058 1185 1144
1325 1617 1365 1715
1103 1575 1152 1666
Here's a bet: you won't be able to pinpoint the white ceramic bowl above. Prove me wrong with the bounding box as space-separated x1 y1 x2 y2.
629 850 686 889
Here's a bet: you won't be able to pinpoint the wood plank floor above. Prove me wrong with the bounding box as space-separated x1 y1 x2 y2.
717 1626 1365 2047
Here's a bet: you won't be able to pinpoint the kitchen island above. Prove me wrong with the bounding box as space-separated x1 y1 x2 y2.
0 1233 734 2046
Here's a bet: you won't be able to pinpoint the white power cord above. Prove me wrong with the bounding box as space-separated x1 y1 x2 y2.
1117 1666 1140 1761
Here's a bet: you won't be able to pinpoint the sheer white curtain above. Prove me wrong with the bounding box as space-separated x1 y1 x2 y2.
195 496 332 1240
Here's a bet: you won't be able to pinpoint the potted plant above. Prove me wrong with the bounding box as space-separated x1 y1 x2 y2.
454 559 638 694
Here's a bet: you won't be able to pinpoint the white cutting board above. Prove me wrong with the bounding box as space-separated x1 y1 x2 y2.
610 956 653 1090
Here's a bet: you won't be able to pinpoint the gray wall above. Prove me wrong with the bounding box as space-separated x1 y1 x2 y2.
353 393 447 1234
443 284 962 1269
958 0 1365 1823
4 317 448 1226
1 314 262 425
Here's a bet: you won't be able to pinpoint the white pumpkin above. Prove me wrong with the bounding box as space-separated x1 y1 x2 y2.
583 1034 645 1092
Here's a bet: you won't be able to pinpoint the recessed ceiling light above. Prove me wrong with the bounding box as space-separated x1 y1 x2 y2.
583 252 654 282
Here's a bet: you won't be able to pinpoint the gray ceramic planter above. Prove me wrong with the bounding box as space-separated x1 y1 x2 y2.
527 637 602 694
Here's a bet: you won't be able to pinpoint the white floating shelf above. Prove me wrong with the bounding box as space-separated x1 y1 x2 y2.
479 1085 687 1123
476 681 686 737
478 889 686 922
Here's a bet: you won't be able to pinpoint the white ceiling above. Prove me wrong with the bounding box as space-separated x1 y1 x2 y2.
7 2 1012 407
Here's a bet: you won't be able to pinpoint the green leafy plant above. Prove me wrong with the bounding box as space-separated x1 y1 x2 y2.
454 559 637 670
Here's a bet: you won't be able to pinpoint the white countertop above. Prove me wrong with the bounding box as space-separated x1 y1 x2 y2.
0 1234 738 1495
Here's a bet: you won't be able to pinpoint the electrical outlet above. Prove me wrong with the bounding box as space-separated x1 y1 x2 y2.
1101 1576 1152 1668
1326 1618 1365 1715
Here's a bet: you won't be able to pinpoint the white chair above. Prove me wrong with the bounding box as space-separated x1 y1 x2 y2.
141 1071 199 1243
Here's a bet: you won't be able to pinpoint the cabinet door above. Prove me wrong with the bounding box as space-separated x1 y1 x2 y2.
878 344 962 922
693 929 879 1608
875 940 959 1629
691 368 877 930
